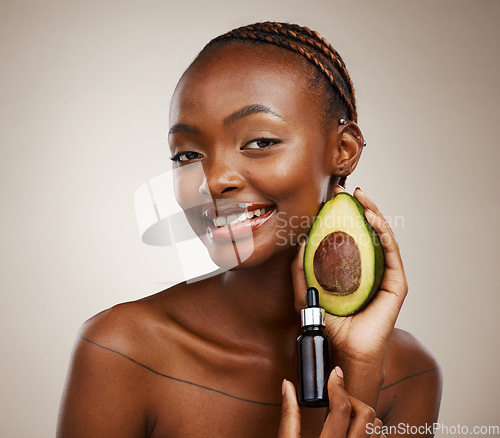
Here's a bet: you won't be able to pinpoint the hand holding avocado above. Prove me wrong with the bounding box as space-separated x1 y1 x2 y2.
304 190 385 316
292 185 408 365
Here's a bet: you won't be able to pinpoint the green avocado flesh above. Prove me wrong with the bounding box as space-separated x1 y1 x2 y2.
304 192 385 316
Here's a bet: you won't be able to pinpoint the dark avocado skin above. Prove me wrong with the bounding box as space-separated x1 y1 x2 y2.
304 193 385 316
348 194 385 311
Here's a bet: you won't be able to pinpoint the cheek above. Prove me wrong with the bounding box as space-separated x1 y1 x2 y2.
172 163 210 237
256 149 329 203
251 152 330 236
173 162 205 210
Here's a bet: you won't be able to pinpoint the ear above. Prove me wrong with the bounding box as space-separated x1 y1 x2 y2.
326 120 365 178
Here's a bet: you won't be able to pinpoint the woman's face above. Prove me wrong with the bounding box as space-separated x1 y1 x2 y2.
168 43 339 270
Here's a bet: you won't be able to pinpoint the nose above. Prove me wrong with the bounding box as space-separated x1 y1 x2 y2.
199 160 245 197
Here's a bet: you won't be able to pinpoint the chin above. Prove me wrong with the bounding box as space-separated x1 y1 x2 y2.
205 236 296 272
203 235 255 271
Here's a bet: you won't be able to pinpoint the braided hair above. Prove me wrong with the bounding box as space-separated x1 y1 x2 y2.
194 22 358 188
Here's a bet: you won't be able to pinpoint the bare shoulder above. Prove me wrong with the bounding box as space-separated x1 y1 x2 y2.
57 283 193 438
377 328 443 426
79 293 168 352
385 328 441 380
78 280 199 354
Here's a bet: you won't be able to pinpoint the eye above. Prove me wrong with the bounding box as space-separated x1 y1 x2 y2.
242 138 281 150
170 151 203 163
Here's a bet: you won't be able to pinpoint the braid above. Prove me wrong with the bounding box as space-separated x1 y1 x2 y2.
204 22 357 123
259 23 357 118
197 22 357 188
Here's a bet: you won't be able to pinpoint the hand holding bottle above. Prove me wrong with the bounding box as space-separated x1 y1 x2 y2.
278 366 385 438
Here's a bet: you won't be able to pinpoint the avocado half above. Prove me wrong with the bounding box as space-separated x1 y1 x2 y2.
304 192 385 316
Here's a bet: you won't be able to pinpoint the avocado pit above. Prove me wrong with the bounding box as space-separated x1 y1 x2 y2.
313 231 361 295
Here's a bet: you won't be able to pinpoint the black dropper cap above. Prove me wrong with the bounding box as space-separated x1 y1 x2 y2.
306 287 320 308
301 287 324 327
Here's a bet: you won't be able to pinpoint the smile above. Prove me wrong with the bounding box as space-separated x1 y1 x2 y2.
202 203 276 241
209 206 273 227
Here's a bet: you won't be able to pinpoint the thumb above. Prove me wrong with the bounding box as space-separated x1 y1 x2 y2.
277 379 301 438
328 366 345 392
326 366 347 411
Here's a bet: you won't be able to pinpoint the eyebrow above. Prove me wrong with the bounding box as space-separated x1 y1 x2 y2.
168 123 201 137
168 104 285 137
223 104 286 126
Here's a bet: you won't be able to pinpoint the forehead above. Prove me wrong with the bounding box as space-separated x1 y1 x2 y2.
169 43 319 125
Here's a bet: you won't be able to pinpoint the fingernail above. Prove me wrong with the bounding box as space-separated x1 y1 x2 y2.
355 186 364 193
335 366 344 379
335 184 346 191
282 379 287 396
365 208 375 217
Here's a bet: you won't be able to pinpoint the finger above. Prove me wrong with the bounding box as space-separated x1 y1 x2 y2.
355 187 397 242
277 379 301 438
334 185 396 258
353 187 386 224
364 209 407 293
320 367 351 438
364 209 408 316
334 184 347 195
369 418 383 438
346 395 376 438
291 238 308 313
364 209 402 263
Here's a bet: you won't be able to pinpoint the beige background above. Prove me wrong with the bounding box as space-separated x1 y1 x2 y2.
1 0 499 436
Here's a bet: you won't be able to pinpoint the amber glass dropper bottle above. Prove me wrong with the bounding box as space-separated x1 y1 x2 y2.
297 287 330 407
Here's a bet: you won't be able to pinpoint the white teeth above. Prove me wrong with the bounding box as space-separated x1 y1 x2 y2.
227 214 238 224
215 216 226 227
210 207 270 227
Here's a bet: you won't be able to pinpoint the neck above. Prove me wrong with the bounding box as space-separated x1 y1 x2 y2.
216 246 302 344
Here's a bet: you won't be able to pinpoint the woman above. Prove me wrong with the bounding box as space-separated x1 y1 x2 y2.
58 22 442 437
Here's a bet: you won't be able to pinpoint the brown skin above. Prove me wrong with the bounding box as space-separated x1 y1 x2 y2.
57 44 442 437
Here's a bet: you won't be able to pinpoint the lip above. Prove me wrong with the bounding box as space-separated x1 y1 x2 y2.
203 201 274 220
203 202 276 241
